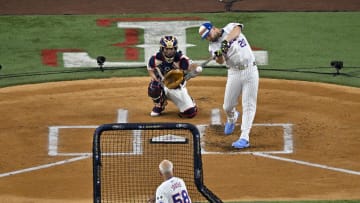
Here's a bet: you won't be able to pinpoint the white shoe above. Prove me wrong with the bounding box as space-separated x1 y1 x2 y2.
150 111 160 117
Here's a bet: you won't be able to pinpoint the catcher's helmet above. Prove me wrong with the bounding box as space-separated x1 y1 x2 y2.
160 36 178 50
160 36 178 62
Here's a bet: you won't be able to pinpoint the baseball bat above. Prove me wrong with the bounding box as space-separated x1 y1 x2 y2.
155 56 212 81
184 56 213 81
200 56 214 67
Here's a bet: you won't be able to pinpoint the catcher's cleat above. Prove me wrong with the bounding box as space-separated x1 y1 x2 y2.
178 106 198 118
150 104 166 117
224 111 239 135
150 111 161 117
232 138 250 149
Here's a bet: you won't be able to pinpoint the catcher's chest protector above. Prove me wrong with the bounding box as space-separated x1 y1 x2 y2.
158 62 176 75
154 52 183 76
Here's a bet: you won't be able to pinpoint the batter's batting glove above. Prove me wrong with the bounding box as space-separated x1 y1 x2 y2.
214 50 223 57
221 40 229 53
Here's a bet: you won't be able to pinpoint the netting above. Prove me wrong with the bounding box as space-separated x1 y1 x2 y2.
95 127 207 203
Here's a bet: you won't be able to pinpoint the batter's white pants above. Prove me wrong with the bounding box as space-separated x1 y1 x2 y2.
223 66 259 141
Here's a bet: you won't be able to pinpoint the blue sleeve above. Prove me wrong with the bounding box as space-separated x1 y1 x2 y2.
148 55 156 70
175 52 190 70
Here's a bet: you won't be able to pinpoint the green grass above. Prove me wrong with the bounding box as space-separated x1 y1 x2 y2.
1 12 359 88
188 12 360 87
0 13 359 203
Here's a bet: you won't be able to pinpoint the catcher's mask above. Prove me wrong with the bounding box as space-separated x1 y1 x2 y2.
160 36 178 63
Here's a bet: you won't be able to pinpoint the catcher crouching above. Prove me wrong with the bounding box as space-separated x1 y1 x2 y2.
147 36 201 118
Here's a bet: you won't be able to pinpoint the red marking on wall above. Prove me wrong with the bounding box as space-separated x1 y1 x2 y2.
252 46 264 51
96 17 204 27
41 49 82 67
125 48 139 60
95 17 205 61
96 19 112 27
112 29 139 60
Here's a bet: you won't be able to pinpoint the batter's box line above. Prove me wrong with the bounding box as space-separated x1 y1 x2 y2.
47 109 129 156
197 123 293 155
208 108 360 176
44 123 360 177
2 109 359 178
48 125 98 156
47 108 293 156
48 123 293 156
208 108 293 154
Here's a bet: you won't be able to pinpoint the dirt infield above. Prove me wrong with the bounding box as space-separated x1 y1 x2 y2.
1 0 360 202
0 77 359 202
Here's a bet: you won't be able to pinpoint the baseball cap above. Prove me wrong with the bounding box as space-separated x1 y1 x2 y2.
198 22 213 39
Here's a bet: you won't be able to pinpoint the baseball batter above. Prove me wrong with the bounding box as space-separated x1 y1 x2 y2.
147 36 201 118
148 160 192 203
199 22 259 149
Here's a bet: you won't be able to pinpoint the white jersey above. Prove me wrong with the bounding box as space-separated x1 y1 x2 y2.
155 177 191 203
208 22 259 143
208 23 256 68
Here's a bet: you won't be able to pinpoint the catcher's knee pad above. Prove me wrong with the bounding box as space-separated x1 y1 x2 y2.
148 81 164 103
178 106 198 118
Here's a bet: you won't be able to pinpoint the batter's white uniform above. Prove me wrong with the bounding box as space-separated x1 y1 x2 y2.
155 177 192 203
208 22 259 142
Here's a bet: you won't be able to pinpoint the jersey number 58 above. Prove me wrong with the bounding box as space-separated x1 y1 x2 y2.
172 190 191 203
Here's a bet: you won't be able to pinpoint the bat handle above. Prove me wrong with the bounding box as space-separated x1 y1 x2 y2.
201 56 214 67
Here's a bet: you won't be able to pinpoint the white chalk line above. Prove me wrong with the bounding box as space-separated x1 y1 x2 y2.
199 123 293 155
48 109 129 156
2 108 359 178
48 125 99 156
253 152 360 176
0 109 130 178
0 156 89 178
207 108 360 176
205 109 293 154
117 109 128 123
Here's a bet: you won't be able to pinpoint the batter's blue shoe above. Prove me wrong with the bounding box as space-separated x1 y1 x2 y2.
224 111 239 135
232 138 250 149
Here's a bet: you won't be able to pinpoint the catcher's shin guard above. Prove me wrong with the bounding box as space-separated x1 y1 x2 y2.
178 106 198 118
148 80 165 103
148 81 167 116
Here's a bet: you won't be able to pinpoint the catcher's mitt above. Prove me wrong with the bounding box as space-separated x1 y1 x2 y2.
163 69 184 89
